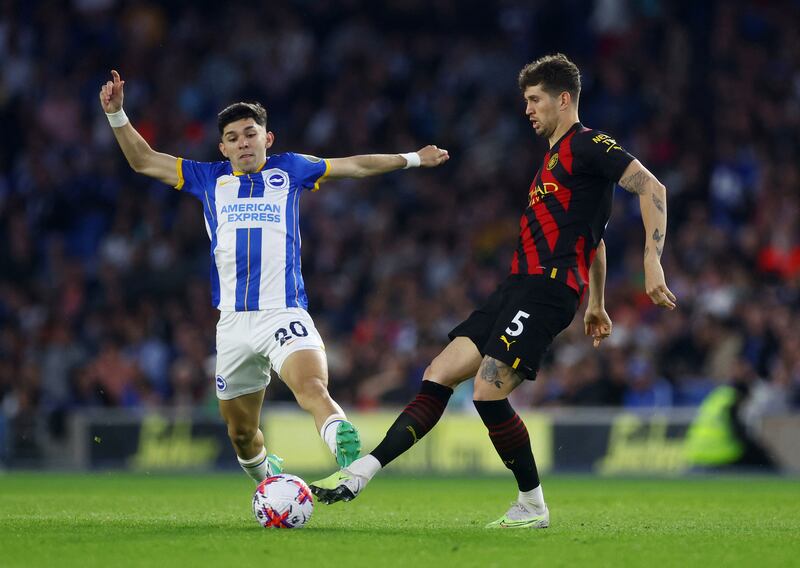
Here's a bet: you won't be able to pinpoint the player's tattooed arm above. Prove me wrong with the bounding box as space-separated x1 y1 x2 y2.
478 358 524 391
652 228 664 258
618 160 668 255
618 159 677 310
618 169 649 195
652 193 665 214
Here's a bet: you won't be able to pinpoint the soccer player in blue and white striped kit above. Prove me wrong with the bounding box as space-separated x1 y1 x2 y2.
99 70 449 483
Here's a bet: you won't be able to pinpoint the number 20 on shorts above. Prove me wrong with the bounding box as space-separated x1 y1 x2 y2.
274 321 309 346
505 311 530 337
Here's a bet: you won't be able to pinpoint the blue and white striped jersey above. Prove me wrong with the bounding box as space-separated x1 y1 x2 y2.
175 152 329 312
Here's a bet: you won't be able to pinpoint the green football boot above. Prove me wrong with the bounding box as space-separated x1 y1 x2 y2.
310 468 366 504
486 503 550 529
334 420 361 468
266 453 284 476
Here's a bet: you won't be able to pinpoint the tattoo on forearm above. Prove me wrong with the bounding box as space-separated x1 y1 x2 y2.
619 171 648 195
479 358 524 390
652 194 664 214
652 228 663 243
649 229 664 258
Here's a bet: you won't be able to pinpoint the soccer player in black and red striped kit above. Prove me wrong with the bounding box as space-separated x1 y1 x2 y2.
312 54 677 528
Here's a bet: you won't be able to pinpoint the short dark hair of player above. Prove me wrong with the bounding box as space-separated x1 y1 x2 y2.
217 102 268 135
518 53 581 102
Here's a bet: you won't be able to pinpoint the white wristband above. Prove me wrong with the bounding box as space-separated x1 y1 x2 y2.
401 152 421 169
106 109 129 128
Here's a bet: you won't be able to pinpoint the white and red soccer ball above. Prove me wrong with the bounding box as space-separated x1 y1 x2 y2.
253 474 314 529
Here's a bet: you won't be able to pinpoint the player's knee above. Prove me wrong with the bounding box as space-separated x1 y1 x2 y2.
472 379 500 401
424 361 463 389
227 424 258 449
428 351 452 375
293 377 330 408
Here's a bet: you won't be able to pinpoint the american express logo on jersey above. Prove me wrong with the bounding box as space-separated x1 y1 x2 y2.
221 203 282 223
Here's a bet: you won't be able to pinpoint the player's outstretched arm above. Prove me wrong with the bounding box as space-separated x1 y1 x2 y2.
584 239 612 348
618 160 677 310
325 145 449 179
99 70 179 187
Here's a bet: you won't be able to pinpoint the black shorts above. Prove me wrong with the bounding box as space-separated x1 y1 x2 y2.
448 275 579 380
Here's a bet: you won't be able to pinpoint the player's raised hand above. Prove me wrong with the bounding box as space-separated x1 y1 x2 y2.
99 70 125 114
417 145 449 167
584 306 612 348
644 260 677 310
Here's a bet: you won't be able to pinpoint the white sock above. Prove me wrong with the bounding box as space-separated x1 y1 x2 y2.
347 454 382 480
320 414 347 457
518 485 545 513
238 447 269 483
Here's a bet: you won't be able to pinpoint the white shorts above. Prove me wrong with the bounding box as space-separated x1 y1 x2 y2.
214 308 325 400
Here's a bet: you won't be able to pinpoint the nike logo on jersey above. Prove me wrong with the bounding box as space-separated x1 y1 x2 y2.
406 425 419 444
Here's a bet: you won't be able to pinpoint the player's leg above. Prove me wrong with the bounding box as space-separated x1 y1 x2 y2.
216 312 281 483
278 347 361 467
473 357 548 528
476 279 579 528
312 282 512 503
311 336 482 503
260 308 360 467
219 390 281 482
279 348 338 431
220 389 266 459
368 336 481 466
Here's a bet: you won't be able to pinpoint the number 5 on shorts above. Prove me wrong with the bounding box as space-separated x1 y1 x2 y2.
505 310 530 337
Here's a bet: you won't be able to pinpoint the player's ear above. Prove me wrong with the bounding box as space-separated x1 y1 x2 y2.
265 130 275 149
218 141 228 158
560 92 571 110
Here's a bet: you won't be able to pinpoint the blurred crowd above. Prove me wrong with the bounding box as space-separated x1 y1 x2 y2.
1 0 799 451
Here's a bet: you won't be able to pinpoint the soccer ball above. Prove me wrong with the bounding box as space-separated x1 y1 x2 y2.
252 474 314 529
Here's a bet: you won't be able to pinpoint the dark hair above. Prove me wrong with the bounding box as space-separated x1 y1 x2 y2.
217 102 268 135
518 53 581 102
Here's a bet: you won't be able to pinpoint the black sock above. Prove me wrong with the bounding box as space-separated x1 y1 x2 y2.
474 399 540 491
370 380 453 466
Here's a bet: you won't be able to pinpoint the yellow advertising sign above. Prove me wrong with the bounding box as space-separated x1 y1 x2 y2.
129 415 222 470
595 413 688 475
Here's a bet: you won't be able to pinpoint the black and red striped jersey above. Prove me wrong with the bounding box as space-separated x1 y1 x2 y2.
510 122 634 299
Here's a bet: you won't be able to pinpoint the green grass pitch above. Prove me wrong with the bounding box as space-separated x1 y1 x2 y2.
2 473 798 567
